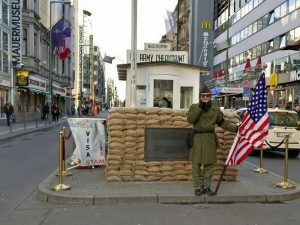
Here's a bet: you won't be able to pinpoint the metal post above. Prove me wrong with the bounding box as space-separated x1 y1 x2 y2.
130 0 137 107
276 134 295 189
254 145 268 174
48 2 53 124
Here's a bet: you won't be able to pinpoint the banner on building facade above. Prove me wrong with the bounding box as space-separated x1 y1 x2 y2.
11 0 23 67
68 118 106 166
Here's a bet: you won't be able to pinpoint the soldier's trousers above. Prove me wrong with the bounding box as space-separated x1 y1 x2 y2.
192 163 214 189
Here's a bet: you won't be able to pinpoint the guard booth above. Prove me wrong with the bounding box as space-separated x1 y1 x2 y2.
117 61 209 109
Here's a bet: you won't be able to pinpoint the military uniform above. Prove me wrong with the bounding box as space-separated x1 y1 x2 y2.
187 98 237 195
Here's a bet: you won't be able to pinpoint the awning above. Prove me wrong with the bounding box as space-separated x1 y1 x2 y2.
29 88 49 95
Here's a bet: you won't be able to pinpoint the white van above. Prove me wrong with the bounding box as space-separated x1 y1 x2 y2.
236 108 300 158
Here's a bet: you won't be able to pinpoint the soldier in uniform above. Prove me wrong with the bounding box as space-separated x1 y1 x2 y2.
187 86 238 196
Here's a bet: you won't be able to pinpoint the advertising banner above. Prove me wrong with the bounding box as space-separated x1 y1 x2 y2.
68 118 106 166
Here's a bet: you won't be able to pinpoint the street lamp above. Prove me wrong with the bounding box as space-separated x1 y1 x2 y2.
48 0 71 122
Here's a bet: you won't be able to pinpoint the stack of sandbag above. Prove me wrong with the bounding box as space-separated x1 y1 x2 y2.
106 107 240 182
212 109 241 181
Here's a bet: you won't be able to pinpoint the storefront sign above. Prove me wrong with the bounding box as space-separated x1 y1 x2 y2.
11 0 23 67
127 50 188 63
144 43 171 51
221 87 243 94
16 70 28 86
52 83 66 96
28 75 46 91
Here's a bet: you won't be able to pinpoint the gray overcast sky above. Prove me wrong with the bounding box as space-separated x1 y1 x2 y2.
79 0 177 100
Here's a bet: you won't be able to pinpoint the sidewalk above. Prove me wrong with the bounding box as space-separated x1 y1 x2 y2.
0 117 68 141
37 161 300 205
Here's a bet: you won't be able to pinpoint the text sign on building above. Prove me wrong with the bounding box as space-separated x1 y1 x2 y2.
16 70 29 86
144 43 171 51
221 87 243 94
127 50 188 64
11 0 23 67
290 70 300 82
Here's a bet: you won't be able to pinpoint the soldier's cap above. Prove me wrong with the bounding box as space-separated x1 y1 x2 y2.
200 85 211 94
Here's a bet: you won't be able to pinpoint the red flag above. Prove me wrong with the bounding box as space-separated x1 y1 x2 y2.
226 72 269 166
256 56 262 70
244 58 251 73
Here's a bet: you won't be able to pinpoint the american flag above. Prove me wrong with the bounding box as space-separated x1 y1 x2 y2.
226 72 270 166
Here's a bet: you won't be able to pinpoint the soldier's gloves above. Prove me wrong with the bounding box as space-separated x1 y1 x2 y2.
198 101 204 109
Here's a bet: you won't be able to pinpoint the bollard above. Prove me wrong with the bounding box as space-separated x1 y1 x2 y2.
56 127 72 177
276 134 295 189
254 145 268 174
51 131 71 191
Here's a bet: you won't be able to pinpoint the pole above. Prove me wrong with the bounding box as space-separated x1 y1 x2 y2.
213 165 227 195
130 0 137 107
48 2 53 124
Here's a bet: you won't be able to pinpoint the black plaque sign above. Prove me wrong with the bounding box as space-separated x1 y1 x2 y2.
145 128 193 161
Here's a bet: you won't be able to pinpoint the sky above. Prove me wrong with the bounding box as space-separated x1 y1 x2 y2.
79 0 178 100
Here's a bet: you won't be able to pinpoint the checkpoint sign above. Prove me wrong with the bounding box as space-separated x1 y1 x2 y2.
243 80 250 100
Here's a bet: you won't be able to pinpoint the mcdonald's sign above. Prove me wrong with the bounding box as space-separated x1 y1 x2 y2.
201 20 211 29
16 70 29 86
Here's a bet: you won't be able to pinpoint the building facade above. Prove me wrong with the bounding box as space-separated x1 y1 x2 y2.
0 0 76 122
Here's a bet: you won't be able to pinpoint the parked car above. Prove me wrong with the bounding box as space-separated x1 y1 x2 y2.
235 108 300 158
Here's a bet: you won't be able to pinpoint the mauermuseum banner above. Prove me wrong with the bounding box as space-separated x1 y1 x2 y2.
11 0 23 68
68 118 106 166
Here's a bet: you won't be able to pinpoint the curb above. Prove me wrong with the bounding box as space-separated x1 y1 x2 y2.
37 165 300 205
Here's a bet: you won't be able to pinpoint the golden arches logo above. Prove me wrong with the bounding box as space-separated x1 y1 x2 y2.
201 20 211 29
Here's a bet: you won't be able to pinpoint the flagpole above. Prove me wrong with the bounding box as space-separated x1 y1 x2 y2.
213 165 227 195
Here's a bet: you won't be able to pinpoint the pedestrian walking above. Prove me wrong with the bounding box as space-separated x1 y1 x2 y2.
42 103 49 120
51 104 58 122
3 101 14 126
77 105 82 118
186 86 238 196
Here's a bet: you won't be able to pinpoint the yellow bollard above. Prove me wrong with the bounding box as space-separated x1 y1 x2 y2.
57 127 72 176
254 145 268 174
51 131 71 191
276 134 295 189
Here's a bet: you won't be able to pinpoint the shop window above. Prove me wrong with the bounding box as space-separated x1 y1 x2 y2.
289 0 296 12
180 87 193 109
153 80 173 108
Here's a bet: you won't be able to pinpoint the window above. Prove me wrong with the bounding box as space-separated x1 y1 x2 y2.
256 45 262 57
289 0 296 12
287 29 295 44
2 32 8 51
239 53 244 63
273 37 280 50
295 27 300 39
240 29 245 40
153 80 173 108
268 40 274 53
269 11 275 24
257 18 263 32
23 0 27 9
254 0 259 7
180 87 193 109
252 46 257 58
252 21 258 33
281 2 287 17
274 6 281 21
262 14 269 28
34 33 38 57
2 2 8 25
23 29 28 55
261 43 268 55
248 24 253 36
3 52 8 73
279 35 287 48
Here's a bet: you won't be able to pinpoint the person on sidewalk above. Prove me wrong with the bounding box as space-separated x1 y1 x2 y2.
42 103 49 120
3 101 14 126
187 86 238 196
